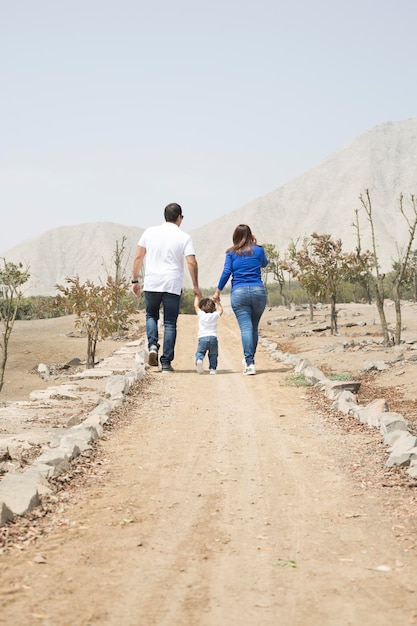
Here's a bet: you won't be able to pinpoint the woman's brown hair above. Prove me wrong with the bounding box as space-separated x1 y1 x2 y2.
227 224 256 255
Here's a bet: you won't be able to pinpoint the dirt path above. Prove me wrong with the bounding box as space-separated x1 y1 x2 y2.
1 312 417 625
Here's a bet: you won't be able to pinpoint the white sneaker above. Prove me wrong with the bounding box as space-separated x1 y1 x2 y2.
209 369 217 375
243 364 256 375
148 345 158 366
196 359 204 374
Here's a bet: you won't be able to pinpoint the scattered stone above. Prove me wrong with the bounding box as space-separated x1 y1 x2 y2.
407 461 417 478
294 359 327 384
33 554 47 564
0 472 40 516
323 381 361 397
332 390 358 414
0 501 13 525
354 398 389 426
37 363 50 379
65 358 83 367
0 342 147 526
261 330 417 481
71 369 115 379
29 384 80 402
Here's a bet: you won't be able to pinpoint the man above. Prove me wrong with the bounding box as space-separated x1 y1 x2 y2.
131 202 201 373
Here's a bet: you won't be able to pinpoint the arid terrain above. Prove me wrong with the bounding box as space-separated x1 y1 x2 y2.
0 300 417 625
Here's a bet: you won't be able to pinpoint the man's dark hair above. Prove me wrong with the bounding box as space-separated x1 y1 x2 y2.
164 203 183 223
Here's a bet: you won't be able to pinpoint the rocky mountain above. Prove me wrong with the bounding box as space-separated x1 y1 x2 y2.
192 117 417 288
3 222 144 296
3 117 417 295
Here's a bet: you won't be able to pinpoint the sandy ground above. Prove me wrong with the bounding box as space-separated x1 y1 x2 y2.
0 303 417 625
0 314 131 403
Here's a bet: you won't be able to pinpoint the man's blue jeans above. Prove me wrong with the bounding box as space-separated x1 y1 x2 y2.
195 336 219 370
144 291 181 367
231 286 267 365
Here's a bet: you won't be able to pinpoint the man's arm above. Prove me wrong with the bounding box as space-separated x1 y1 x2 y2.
186 255 201 298
131 245 146 297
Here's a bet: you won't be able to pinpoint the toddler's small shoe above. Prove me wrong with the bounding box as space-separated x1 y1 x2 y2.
196 359 204 374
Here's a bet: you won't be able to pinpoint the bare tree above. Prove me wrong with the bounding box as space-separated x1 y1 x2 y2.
391 194 417 344
359 189 391 346
281 238 317 320
0 259 30 393
303 233 351 333
261 243 289 305
352 208 373 303
55 275 137 369
110 236 129 333
282 234 369 333
359 190 417 346
408 250 417 302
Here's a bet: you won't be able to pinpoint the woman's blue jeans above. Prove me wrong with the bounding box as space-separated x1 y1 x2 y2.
231 286 267 365
144 291 181 366
195 336 219 370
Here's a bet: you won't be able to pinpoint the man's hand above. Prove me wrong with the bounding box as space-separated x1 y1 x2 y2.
131 283 141 297
186 255 201 299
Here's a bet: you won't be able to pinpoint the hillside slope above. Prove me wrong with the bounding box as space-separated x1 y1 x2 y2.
3 222 144 296
3 117 417 293
191 117 417 288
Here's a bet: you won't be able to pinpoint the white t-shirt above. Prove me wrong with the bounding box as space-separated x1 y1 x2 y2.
198 311 220 338
138 222 196 295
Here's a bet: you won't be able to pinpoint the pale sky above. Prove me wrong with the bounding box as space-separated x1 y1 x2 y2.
1 0 416 253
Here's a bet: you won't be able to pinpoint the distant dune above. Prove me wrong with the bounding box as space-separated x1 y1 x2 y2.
3 118 417 295
2 223 144 296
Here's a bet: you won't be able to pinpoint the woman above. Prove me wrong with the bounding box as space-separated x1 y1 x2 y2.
213 224 268 375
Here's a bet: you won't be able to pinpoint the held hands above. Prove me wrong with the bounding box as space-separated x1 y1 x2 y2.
213 289 221 302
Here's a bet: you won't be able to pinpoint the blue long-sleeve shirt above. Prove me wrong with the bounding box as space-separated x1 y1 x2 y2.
217 245 268 292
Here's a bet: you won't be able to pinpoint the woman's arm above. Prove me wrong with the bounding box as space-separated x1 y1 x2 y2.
217 253 233 291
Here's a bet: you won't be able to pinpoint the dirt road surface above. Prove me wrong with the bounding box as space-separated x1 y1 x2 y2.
1 311 417 625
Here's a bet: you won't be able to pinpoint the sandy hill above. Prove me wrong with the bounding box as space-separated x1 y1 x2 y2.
192 117 417 288
3 117 417 294
3 223 144 296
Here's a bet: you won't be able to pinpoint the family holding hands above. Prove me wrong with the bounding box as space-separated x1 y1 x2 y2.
131 203 268 376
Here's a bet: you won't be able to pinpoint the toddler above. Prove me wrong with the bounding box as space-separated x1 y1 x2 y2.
194 295 223 374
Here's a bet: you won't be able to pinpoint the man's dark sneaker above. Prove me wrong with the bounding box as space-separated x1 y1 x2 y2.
148 345 158 366
161 364 174 373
